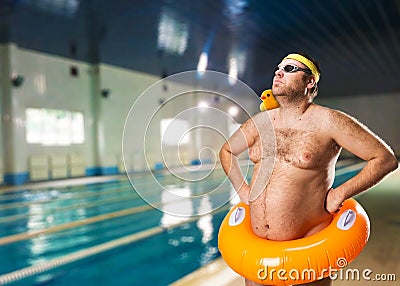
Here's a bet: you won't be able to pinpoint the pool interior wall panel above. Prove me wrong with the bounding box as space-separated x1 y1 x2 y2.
0 43 259 185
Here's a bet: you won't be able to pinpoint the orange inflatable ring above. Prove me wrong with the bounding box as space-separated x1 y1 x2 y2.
218 198 370 285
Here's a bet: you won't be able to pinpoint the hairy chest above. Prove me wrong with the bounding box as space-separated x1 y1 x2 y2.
250 128 340 169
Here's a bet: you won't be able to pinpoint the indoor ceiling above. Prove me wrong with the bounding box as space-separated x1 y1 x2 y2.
1 0 400 97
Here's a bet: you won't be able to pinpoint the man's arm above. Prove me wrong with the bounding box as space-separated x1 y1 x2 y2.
325 109 398 212
219 118 257 205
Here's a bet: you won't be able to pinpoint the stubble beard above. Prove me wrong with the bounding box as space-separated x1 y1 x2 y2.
273 84 305 104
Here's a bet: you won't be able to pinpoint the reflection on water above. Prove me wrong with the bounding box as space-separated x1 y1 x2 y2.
160 186 220 266
160 186 193 227
27 203 49 264
26 189 91 263
197 196 218 266
197 196 213 244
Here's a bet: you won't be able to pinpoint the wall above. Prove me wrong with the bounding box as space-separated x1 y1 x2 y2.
99 64 160 173
1 44 258 185
0 44 94 184
316 93 400 157
118 71 257 173
0 44 164 184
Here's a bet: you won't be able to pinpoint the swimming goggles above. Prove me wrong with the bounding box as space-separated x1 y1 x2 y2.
275 64 312 75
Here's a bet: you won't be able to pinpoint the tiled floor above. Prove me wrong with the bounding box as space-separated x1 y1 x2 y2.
173 168 400 285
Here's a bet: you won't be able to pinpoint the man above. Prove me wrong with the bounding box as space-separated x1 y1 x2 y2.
219 53 398 286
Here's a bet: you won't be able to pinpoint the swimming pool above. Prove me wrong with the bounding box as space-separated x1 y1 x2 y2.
0 161 362 285
0 166 242 286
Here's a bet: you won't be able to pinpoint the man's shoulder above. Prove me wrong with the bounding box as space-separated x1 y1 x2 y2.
311 104 359 128
241 112 274 134
311 104 344 118
249 110 272 122
311 103 334 112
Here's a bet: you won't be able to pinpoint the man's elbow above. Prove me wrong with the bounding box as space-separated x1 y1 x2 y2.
219 144 234 162
383 153 398 173
219 147 224 162
219 144 229 161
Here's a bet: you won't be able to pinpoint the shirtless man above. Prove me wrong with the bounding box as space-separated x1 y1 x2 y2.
219 53 398 286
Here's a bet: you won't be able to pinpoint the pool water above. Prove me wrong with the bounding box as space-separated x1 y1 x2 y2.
0 161 362 285
0 168 236 286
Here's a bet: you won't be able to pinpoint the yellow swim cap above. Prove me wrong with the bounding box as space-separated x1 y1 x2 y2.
283 53 320 83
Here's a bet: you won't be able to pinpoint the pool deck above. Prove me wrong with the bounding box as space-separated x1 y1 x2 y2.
171 258 243 286
172 167 400 286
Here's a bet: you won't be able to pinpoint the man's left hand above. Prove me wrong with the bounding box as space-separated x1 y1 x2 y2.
325 188 344 213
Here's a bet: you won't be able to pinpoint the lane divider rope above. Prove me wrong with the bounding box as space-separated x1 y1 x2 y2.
0 177 228 221
0 204 153 245
0 205 229 285
0 183 231 245
0 226 164 285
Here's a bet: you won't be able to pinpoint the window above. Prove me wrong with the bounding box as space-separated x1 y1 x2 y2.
26 108 84 146
160 118 190 146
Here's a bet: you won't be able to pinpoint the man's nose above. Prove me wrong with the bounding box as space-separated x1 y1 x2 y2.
275 68 284 77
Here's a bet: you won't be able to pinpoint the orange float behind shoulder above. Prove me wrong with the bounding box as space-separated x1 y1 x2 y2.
218 90 370 285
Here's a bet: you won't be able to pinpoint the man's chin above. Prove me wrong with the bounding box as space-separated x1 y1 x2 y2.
271 86 283 96
271 90 284 97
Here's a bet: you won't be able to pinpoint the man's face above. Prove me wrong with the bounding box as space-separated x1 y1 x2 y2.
271 59 310 99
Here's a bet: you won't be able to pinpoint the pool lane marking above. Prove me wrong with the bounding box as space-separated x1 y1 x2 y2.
0 204 154 246
0 183 231 246
0 174 227 210
0 175 166 204
0 177 230 224
0 180 142 208
0 205 230 285
0 176 126 195
0 186 134 211
0 192 137 224
0 180 130 203
0 226 165 284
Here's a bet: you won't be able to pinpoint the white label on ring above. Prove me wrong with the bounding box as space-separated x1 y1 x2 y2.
337 210 356 230
229 207 246 226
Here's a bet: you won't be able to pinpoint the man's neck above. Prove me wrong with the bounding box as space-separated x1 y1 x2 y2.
276 98 312 121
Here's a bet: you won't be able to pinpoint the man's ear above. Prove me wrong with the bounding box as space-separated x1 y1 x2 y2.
307 76 316 89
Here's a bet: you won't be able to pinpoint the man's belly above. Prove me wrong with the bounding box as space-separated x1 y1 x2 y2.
249 164 333 241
